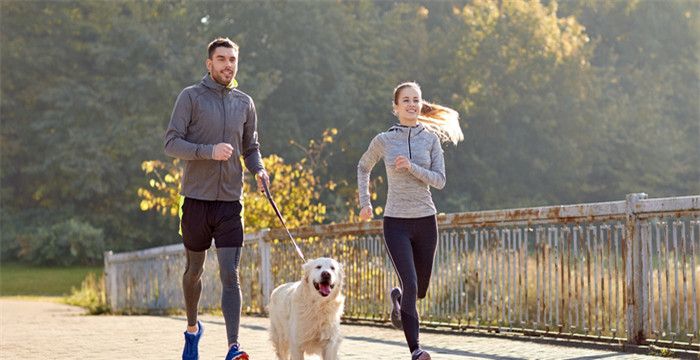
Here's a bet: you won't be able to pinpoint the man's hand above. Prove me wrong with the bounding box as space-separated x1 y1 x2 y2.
395 155 411 171
212 143 234 161
359 206 373 222
256 169 270 193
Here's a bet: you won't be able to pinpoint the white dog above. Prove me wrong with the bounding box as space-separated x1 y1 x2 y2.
268 257 345 360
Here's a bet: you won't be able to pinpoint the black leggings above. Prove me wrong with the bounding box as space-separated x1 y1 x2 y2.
382 215 438 353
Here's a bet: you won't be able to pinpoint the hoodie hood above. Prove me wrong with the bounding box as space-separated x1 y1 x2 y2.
387 122 426 135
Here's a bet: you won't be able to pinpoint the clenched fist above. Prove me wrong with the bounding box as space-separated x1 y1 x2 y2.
395 155 411 171
359 206 373 222
212 143 234 161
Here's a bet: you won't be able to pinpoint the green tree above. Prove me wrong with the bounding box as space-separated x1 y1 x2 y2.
559 0 700 199
2 1 697 264
425 0 596 209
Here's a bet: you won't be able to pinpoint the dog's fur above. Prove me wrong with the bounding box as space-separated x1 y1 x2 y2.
268 257 345 360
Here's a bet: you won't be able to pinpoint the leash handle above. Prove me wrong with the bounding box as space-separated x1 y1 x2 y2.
261 181 306 263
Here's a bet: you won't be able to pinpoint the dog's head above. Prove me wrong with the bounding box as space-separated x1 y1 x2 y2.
302 257 343 299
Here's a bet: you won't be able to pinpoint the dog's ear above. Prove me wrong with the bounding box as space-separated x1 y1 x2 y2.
302 261 312 283
336 261 345 286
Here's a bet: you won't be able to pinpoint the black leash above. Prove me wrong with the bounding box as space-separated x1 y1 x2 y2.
261 181 306 262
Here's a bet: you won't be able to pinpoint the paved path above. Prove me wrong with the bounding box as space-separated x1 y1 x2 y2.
0 299 675 359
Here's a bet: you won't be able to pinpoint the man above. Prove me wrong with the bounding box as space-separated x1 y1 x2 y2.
165 37 269 360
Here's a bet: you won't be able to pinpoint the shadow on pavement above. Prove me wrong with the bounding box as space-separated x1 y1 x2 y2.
345 335 524 360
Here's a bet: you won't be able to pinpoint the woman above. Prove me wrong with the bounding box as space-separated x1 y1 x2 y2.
357 82 463 360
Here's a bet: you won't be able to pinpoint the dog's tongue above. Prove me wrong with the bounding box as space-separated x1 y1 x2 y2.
319 283 331 296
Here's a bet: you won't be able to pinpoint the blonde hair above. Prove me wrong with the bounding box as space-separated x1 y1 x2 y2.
393 82 464 145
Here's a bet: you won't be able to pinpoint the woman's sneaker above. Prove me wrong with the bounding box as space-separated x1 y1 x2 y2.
411 348 431 360
182 321 203 360
390 287 403 330
225 344 249 360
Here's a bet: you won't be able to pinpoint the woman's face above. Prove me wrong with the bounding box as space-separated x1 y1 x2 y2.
393 86 422 122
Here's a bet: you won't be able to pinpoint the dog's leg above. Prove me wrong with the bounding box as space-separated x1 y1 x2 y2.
321 340 340 360
275 344 289 360
270 318 291 359
271 333 288 360
289 346 304 360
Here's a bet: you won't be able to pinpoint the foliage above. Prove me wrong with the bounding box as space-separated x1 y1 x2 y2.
64 272 109 315
242 154 327 231
137 129 339 232
2 1 698 262
138 159 182 218
16 219 105 266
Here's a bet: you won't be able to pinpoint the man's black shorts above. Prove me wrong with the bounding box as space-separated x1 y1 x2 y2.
181 197 244 251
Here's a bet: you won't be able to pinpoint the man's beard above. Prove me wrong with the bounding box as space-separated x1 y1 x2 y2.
211 70 233 86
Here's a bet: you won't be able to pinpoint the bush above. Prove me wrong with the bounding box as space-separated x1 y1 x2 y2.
0 210 21 261
64 272 109 314
18 218 105 266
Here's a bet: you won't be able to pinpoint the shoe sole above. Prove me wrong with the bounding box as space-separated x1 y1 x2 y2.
416 352 431 360
227 353 249 360
390 288 402 330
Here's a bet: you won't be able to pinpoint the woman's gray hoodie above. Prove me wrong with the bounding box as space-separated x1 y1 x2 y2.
357 123 446 218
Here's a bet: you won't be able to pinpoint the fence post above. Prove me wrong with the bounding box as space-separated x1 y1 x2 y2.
103 250 117 312
625 192 648 344
257 229 273 313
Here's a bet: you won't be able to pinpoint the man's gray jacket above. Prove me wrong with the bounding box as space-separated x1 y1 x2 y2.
164 75 264 201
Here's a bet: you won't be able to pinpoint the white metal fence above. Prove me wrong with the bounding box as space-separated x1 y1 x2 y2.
105 193 699 348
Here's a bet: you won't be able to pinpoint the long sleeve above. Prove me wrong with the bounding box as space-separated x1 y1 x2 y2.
357 135 384 209
164 89 214 160
242 99 264 174
408 136 446 189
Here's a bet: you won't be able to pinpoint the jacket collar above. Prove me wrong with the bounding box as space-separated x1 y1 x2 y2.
388 122 425 133
201 74 229 94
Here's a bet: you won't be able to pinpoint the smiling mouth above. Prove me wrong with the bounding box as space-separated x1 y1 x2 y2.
313 280 335 297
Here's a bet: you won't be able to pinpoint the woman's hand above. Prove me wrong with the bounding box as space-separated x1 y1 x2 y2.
395 156 411 171
359 206 373 222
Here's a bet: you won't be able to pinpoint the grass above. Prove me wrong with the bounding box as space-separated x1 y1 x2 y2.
64 272 109 314
0 263 103 297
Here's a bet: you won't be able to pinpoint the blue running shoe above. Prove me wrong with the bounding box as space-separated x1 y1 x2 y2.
224 344 249 360
390 287 403 330
182 321 203 360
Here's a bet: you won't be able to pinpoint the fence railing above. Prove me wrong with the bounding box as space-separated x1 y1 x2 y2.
105 193 699 348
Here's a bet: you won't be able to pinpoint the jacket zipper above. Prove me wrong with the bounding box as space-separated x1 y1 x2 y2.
408 127 412 159
216 90 227 200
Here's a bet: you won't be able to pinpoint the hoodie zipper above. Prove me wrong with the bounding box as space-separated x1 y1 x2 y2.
408 127 412 159
216 90 227 200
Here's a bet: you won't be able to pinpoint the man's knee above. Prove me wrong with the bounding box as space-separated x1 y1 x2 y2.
220 267 240 289
183 265 204 284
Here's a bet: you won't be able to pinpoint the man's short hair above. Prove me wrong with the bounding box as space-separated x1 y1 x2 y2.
207 37 239 59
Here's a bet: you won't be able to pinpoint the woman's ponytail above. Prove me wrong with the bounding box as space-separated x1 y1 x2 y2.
393 82 464 145
418 101 464 145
